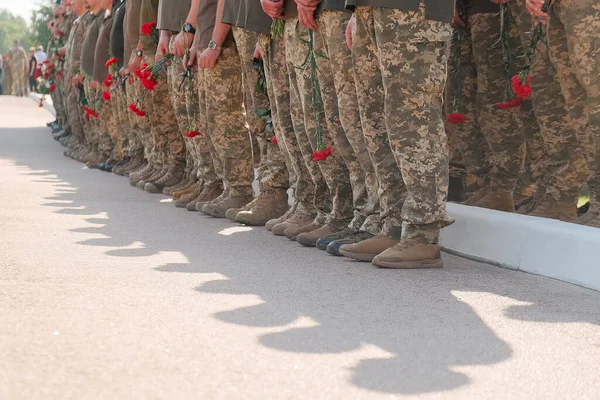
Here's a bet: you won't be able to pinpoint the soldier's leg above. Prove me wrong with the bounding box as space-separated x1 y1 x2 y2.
370 6 455 268
200 46 254 218
289 18 355 236
257 30 322 233
311 10 378 247
231 27 290 224
553 0 600 224
510 0 584 221
444 21 491 205
337 7 406 261
139 56 187 193
271 17 331 237
468 13 527 212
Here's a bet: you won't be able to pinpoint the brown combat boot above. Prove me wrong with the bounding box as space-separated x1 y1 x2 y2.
208 194 255 218
284 221 321 241
339 235 400 262
145 168 184 193
473 189 515 212
199 187 228 214
174 185 201 208
296 224 342 247
372 237 443 269
272 213 315 236
194 184 225 211
528 194 578 222
235 188 289 226
225 197 258 221
265 209 293 231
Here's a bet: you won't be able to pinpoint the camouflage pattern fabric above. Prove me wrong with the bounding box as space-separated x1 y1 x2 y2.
315 10 380 232
286 17 355 229
352 7 407 238
510 0 588 205
551 0 600 210
258 31 318 214
233 27 289 190
198 46 254 197
9 47 28 96
370 5 454 243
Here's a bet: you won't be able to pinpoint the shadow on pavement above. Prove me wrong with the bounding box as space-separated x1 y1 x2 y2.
2 123 600 396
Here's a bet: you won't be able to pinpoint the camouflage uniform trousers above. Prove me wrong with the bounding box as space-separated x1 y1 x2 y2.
351 7 407 238
143 55 186 172
549 0 600 210
367 6 454 242
168 36 199 176
66 80 86 146
258 31 317 214
188 64 221 187
314 10 380 232
509 0 588 205
196 46 254 197
447 12 536 191
105 83 126 160
83 79 114 156
286 17 355 229
124 79 146 160
10 60 27 97
233 27 289 191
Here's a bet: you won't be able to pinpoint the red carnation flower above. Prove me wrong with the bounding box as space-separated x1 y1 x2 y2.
271 137 278 145
56 30 64 36
511 75 532 100
312 146 333 162
140 22 157 36
43 72 49 79
105 57 118 67
34 69 41 79
140 77 158 91
49 84 56 93
102 91 111 101
497 97 524 109
185 131 201 138
128 104 146 117
447 113 466 124
103 74 113 88
46 63 55 70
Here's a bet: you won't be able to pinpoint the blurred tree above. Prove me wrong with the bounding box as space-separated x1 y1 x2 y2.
28 2 53 51
0 9 32 54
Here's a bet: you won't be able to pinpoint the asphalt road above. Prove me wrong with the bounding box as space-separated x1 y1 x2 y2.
1 96 600 399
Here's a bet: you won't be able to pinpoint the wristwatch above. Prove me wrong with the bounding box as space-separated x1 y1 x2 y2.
208 40 221 51
182 22 196 35
136 49 143 58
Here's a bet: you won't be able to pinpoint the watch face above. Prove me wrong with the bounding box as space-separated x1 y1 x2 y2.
208 41 216 50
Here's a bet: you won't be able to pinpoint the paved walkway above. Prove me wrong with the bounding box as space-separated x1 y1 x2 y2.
1 96 600 399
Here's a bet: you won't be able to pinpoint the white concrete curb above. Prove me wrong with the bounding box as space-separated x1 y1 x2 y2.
29 92 56 116
441 203 600 292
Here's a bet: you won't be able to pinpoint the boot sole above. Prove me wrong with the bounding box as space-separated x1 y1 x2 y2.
373 258 444 269
338 249 378 262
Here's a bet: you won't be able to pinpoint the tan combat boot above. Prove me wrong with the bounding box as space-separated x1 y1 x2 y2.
225 197 257 221
272 213 315 236
174 185 201 208
339 235 400 262
235 188 289 226
473 189 515 212
265 209 293 231
372 237 443 269
200 189 230 215
284 221 322 241
195 184 226 211
209 194 255 218
296 224 342 247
